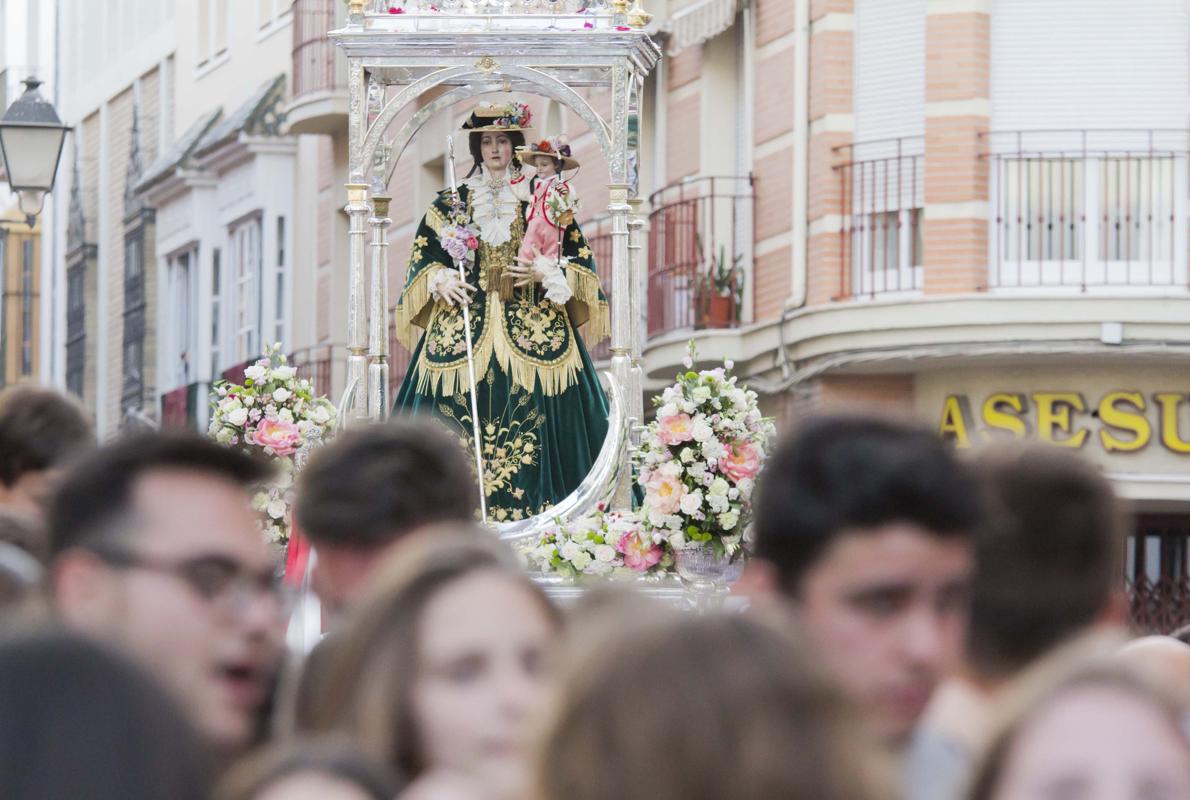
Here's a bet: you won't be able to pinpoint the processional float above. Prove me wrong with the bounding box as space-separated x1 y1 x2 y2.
331 0 660 545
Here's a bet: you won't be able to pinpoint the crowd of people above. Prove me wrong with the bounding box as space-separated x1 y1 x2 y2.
0 383 1188 799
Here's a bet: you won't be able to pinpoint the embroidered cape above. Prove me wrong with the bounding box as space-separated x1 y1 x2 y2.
393 180 610 398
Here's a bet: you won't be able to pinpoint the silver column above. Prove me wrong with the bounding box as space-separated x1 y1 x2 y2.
367 194 392 420
627 197 646 439
344 183 371 425
608 184 633 510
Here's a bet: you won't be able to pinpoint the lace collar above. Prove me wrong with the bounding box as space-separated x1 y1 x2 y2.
466 167 519 246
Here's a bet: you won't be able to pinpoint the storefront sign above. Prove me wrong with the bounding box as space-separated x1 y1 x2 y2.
938 391 1190 454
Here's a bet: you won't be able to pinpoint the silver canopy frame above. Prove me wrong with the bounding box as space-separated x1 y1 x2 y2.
329 1 660 540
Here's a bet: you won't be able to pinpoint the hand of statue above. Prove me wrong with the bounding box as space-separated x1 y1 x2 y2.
441 278 476 307
511 245 548 287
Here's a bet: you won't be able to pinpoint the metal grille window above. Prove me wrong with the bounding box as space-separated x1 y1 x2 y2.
275 216 286 345
1127 515 1190 634
121 232 147 412
211 248 222 375
66 262 85 398
987 131 1187 290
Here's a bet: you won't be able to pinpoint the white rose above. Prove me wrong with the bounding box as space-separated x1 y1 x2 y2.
702 439 728 460
679 447 695 463
251 492 270 512
272 387 292 403
244 364 268 382
708 494 730 514
312 405 331 425
657 402 678 419
728 487 740 500
736 478 754 499
660 460 683 478
708 477 730 497
692 386 712 405
719 511 740 531
688 463 707 479
680 400 696 414
667 531 688 550
272 365 297 381
267 499 287 520
679 489 704 516
570 551 593 571
219 396 242 412
225 407 249 427
691 420 713 442
278 408 295 424
215 427 235 444
594 544 617 563
725 359 735 370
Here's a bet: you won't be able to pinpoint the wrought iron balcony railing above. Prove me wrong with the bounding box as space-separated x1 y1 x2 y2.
646 175 753 340
293 0 346 100
289 345 337 398
984 129 1189 291
834 136 924 300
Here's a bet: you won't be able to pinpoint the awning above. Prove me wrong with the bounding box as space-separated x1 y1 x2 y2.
665 0 743 55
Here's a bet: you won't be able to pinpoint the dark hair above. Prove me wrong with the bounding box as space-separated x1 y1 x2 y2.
466 129 526 177
0 627 212 800
753 415 981 594
295 419 478 549
46 432 271 559
966 445 1124 680
0 385 93 488
215 736 402 800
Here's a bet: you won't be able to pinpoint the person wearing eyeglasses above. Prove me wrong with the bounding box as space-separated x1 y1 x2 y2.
46 433 288 760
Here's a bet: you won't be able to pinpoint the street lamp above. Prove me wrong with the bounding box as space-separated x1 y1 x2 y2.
0 77 70 227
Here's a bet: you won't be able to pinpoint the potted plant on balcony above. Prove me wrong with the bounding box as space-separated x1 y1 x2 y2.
697 244 744 329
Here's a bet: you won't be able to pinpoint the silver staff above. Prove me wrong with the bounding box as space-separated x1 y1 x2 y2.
446 135 488 522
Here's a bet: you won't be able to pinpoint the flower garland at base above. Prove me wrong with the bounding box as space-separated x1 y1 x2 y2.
208 343 337 546
519 344 776 578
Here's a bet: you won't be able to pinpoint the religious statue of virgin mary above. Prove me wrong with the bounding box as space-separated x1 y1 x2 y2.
392 101 611 522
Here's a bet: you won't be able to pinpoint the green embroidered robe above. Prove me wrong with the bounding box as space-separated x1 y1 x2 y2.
392 182 611 522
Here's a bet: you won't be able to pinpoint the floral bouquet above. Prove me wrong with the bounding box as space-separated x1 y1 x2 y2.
545 181 581 230
440 214 480 265
521 504 673 579
208 343 337 545
636 344 776 559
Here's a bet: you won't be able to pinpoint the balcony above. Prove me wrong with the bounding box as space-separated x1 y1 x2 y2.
290 345 336 397
835 137 924 300
646 175 753 340
288 0 348 135
984 130 1188 292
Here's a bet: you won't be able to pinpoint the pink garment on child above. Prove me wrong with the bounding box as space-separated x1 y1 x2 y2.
518 175 564 264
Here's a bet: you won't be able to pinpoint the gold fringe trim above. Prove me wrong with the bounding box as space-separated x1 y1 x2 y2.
393 264 449 350
491 310 583 397
414 297 496 398
565 267 610 346
425 205 446 235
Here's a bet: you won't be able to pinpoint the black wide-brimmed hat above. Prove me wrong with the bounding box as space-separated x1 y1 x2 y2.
461 101 533 133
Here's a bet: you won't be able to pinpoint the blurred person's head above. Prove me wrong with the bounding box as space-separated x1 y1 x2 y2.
1117 636 1190 703
46 432 284 755
967 660 1190 800
1171 622 1190 646
967 444 1127 685
0 541 42 612
295 419 478 617
302 529 560 799
0 626 212 800
0 385 93 518
216 736 402 800
535 611 893 800
747 414 980 746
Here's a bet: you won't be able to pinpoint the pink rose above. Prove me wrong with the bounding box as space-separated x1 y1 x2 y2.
722 440 762 483
465 236 479 250
617 530 663 572
644 471 685 515
252 417 302 456
657 412 695 446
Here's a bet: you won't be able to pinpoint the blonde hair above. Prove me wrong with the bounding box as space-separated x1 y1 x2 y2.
965 642 1190 800
534 609 893 800
299 529 560 778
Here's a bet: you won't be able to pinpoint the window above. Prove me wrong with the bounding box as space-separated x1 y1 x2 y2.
989 138 1186 289
66 261 86 398
843 139 925 297
121 230 147 412
211 247 222 375
230 218 263 364
197 0 229 67
258 0 292 30
20 240 34 376
275 216 286 344
168 250 196 388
